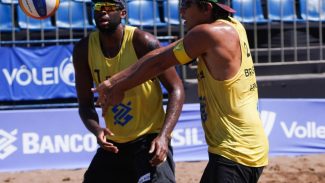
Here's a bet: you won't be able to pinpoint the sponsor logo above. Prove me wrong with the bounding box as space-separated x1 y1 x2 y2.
22 133 97 154
2 56 75 87
260 110 325 138
199 96 207 123
59 56 75 86
260 110 276 137
0 130 97 160
171 128 203 147
112 101 133 126
281 121 325 139
0 129 18 160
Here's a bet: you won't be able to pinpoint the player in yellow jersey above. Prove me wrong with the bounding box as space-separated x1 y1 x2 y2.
93 0 269 182
73 0 184 182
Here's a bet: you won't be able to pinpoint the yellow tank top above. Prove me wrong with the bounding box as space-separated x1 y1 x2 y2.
197 17 269 167
88 26 165 143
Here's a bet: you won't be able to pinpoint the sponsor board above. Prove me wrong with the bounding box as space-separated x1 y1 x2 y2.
1 100 325 172
0 45 76 101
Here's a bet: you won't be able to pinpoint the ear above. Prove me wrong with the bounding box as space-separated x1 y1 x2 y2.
206 2 213 13
120 9 127 18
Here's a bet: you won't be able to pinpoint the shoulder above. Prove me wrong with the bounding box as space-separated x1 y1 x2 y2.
73 35 90 63
133 28 160 48
181 22 240 59
74 35 89 53
188 22 238 43
132 29 161 58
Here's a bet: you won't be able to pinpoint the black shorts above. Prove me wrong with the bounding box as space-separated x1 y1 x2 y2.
200 153 264 183
83 133 175 183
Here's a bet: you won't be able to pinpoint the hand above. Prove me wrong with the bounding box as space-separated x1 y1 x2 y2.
91 80 111 109
92 80 125 116
95 127 118 153
149 135 169 166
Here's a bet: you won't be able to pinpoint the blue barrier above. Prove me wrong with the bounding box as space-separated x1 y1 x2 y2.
1 100 325 172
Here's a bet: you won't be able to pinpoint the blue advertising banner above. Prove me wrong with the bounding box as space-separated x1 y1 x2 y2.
259 99 325 156
0 100 325 172
171 104 208 162
0 108 96 172
0 45 76 101
0 45 168 101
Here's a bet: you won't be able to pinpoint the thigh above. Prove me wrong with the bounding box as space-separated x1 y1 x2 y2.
83 148 135 183
200 153 262 183
251 166 264 183
200 158 238 183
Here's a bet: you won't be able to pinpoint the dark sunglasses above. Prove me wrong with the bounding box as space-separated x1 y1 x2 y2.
92 2 122 12
181 0 195 9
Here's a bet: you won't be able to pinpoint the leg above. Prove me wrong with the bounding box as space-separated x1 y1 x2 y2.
251 166 264 183
200 153 264 183
233 162 264 183
83 148 135 183
200 158 238 183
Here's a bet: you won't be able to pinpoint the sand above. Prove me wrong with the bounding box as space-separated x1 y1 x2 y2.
0 154 325 183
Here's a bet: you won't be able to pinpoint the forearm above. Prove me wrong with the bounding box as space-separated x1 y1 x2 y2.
78 106 101 135
109 46 177 92
159 87 185 139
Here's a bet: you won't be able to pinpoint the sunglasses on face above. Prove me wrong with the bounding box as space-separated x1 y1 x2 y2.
181 0 195 9
93 2 122 12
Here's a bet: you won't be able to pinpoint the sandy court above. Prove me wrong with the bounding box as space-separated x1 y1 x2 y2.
0 154 324 183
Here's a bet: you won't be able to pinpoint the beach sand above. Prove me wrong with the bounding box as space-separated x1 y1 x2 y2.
1 154 325 183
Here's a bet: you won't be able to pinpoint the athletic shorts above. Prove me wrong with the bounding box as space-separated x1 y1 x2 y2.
83 133 175 183
200 153 264 183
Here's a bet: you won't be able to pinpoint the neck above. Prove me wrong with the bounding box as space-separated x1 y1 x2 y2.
99 24 123 41
99 25 124 58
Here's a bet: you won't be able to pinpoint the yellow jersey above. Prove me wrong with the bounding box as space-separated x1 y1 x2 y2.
197 17 269 167
88 26 165 143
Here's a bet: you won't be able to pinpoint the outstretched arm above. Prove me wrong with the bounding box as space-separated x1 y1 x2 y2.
93 43 180 113
93 24 215 113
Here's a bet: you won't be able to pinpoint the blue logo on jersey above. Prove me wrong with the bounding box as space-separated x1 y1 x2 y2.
112 101 133 126
199 96 207 122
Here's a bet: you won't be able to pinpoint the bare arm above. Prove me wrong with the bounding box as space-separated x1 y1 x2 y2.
73 37 118 153
157 67 185 141
73 37 99 134
133 29 185 166
110 43 179 92
148 66 184 166
93 24 216 111
93 44 179 108
104 25 214 93
133 30 184 139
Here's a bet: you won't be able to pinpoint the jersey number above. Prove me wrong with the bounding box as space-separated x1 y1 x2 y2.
244 42 251 58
